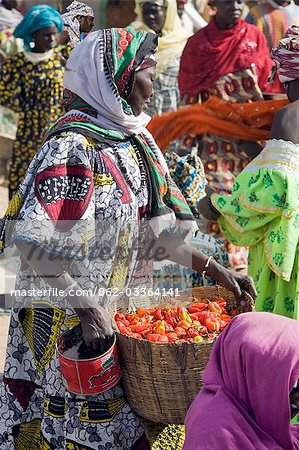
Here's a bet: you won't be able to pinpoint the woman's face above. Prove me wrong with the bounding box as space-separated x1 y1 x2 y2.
214 0 245 28
76 15 94 33
127 66 156 116
32 25 58 52
142 2 167 33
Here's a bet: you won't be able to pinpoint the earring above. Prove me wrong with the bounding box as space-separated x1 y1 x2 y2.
29 41 35 49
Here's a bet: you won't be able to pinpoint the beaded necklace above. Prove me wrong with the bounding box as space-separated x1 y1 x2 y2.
113 139 147 196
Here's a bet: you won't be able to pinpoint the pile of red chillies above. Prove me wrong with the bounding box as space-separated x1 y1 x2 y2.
115 298 239 343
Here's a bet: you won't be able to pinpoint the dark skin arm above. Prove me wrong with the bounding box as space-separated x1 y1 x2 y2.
15 240 115 352
198 186 220 221
155 233 257 299
239 140 263 160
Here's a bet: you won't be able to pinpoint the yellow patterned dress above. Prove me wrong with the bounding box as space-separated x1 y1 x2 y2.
0 47 68 198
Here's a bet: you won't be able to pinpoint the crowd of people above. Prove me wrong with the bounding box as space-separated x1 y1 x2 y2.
0 0 298 449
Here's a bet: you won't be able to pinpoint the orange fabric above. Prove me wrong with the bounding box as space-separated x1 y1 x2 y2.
147 97 289 150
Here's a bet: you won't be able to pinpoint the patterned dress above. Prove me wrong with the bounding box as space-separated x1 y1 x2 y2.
182 67 265 268
212 139 299 319
0 47 68 199
0 132 150 449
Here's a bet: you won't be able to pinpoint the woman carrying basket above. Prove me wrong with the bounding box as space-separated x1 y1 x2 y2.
0 27 256 449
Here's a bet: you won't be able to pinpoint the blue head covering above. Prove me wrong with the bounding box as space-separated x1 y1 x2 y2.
14 5 62 51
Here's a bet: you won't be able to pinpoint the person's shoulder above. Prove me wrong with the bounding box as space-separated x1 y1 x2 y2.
4 50 24 62
183 26 208 52
40 131 97 167
270 101 299 144
184 421 249 449
188 26 206 41
48 131 96 149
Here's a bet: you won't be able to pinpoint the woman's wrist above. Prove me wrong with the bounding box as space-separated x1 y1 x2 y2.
205 258 222 280
207 196 220 218
198 191 220 221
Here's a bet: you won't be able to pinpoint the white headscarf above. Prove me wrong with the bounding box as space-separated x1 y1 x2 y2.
63 30 152 135
0 3 23 32
62 0 94 47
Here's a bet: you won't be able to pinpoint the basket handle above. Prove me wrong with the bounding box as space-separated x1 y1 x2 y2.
215 285 221 298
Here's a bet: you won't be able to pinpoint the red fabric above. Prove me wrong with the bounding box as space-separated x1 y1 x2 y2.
35 164 94 228
132 434 151 450
3 377 38 411
179 18 274 95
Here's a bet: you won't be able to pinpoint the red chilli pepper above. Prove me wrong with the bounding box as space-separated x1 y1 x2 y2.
208 301 223 314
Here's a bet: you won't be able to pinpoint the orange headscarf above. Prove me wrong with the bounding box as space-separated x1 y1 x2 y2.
147 97 288 150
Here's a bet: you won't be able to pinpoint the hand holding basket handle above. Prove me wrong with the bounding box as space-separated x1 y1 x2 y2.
207 263 257 304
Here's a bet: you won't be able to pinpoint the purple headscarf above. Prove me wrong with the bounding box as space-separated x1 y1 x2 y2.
183 312 299 450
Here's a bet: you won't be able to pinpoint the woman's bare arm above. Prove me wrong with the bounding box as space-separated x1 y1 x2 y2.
15 239 115 350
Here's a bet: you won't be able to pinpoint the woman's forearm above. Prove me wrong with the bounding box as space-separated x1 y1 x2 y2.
153 233 219 276
14 240 98 312
14 240 122 343
239 140 263 160
153 234 257 299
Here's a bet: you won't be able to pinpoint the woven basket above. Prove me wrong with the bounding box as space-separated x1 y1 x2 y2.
116 286 254 424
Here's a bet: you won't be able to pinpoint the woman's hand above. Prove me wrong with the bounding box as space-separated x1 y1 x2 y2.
239 140 263 160
77 306 116 353
198 186 220 221
208 261 257 300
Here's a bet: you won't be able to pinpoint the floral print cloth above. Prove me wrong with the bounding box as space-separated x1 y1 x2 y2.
212 139 299 319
